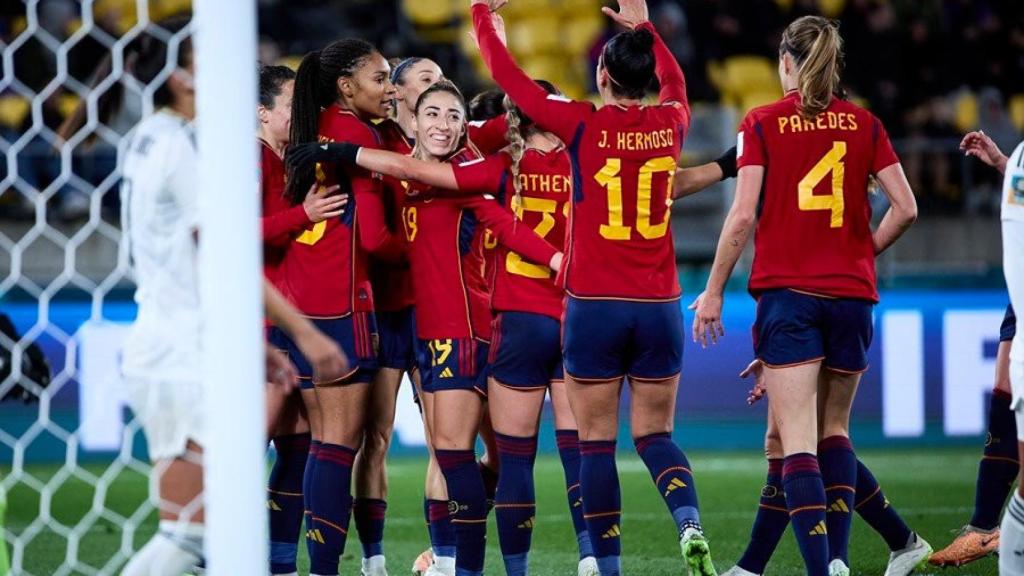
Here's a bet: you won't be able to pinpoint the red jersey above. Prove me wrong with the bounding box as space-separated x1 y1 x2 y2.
260 140 309 289
280 105 380 316
453 148 569 319
402 147 559 340
737 92 899 302
474 6 690 301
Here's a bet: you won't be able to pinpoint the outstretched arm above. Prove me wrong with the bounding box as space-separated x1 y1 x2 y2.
471 3 591 143
464 194 561 270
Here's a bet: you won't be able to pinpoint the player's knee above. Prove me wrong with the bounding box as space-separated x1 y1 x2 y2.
362 425 393 459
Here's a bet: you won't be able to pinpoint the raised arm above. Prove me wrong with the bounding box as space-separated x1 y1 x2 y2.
639 21 688 117
471 3 590 143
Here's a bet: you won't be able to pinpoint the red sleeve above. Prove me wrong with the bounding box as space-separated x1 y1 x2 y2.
468 116 508 155
336 118 405 260
736 111 768 169
472 3 592 144
262 205 310 247
637 21 689 129
452 154 510 195
463 195 557 265
871 116 899 174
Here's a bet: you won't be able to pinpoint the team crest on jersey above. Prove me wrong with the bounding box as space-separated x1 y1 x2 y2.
1011 175 1024 205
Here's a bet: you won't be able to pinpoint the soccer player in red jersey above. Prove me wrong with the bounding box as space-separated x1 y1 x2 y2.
691 16 919 576
470 0 714 573
282 39 398 576
315 79 598 575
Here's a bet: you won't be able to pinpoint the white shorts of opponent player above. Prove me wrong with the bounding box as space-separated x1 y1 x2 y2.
121 313 205 461
1003 142 1024 436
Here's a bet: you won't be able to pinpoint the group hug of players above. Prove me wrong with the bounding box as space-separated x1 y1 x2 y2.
252 0 1019 575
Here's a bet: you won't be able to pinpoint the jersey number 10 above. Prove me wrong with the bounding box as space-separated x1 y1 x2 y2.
595 156 677 241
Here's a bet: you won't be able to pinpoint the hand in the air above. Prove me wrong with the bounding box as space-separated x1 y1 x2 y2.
601 0 649 30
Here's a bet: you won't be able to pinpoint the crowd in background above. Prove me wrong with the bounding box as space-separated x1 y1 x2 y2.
1 0 1022 221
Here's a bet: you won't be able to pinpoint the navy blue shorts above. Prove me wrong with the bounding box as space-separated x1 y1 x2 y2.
1001 304 1017 342
274 313 379 389
753 289 873 373
489 312 564 389
416 337 489 396
377 307 417 371
562 297 684 381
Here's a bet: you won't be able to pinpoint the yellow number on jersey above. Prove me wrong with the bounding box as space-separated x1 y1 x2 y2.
483 229 498 250
798 141 846 228
428 339 452 366
506 196 559 279
402 206 418 242
296 164 330 245
595 156 676 241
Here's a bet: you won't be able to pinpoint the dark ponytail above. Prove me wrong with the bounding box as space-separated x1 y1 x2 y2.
58 14 193 144
468 88 506 122
601 27 655 100
286 38 377 204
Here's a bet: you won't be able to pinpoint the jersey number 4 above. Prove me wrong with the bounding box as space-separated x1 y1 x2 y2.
799 141 846 228
595 156 676 241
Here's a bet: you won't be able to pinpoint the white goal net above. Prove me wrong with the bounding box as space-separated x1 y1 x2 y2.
0 2 261 574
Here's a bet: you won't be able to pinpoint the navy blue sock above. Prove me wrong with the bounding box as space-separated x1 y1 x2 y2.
634 432 701 536
819 436 857 564
580 440 621 576
303 440 321 563
353 498 387 559
427 499 457 559
854 459 912 551
971 390 1019 530
479 459 500 512
268 433 310 575
308 443 355 575
436 449 487 576
494 433 538 576
783 453 828 576
556 429 593 559
737 458 789 574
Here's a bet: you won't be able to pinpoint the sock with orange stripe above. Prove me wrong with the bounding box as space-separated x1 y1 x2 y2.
971 389 1019 530
309 443 356 576
634 433 702 535
737 458 788 574
268 433 310 575
479 459 500 512
303 440 321 563
579 440 621 576
556 429 593 560
854 459 912 551
436 449 487 576
495 433 538 576
426 499 457 560
783 453 828 576
353 498 387 559
819 436 856 565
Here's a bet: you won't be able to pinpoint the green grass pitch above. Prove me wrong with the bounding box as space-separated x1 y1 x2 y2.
6 447 999 575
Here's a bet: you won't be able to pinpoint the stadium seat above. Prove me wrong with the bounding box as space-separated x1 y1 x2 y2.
740 91 780 115
817 0 847 18
403 0 459 28
953 91 979 133
509 17 562 57
719 56 779 107
564 15 605 56
57 94 79 120
502 0 553 19
1010 94 1024 133
0 96 30 131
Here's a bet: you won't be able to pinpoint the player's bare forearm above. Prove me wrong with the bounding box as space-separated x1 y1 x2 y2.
356 148 458 190
872 163 918 255
263 281 316 340
672 162 723 200
707 210 753 295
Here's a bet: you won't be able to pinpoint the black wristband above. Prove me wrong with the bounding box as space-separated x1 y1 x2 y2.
714 145 738 181
332 142 361 164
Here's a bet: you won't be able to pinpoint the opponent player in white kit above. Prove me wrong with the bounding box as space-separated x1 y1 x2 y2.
997 135 1024 573
77 19 347 575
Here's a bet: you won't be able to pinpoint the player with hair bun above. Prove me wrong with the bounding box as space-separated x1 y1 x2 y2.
693 15 919 576
469 0 716 573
